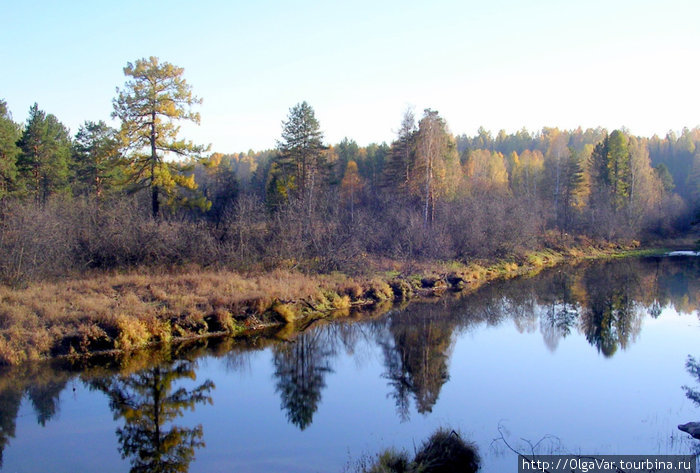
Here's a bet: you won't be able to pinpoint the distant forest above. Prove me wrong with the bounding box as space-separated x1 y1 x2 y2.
1 58 699 283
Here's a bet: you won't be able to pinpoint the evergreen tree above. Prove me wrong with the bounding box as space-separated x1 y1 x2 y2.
590 134 610 190
196 153 239 225
383 108 416 192
335 137 360 183
362 142 390 193
16 104 72 204
607 129 631 211
112 57 209 218
72 120 122 198
653 163 674 193
688 151 700 212
559 148 585 230
0 100 20 199
271 101 326 205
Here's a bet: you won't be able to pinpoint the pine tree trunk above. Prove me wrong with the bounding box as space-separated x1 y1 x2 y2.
150 111 159 219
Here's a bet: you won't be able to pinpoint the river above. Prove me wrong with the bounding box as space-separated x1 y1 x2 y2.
1 256 699 472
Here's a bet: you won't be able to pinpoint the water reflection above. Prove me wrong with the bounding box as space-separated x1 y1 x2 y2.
537 271 580 351
0 364 73 467
579 262 641 357
88 359 214 473
272 329 335 430
0 256 699 470
0 387 21 468
683 356 700 409
379 306 455 420
678 356 700 453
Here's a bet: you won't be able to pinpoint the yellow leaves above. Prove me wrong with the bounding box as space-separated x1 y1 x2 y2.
153 163 177 191
205 153 223 169
510 149 545 197
465 149 509 191
340 160 364 204
174 172 197 191
275 175 296 200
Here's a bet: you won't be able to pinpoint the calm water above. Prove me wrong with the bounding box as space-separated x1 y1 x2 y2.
1 256 700 472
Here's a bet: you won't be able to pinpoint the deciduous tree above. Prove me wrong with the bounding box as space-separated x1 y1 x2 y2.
340 160 364 222
411 109 459 225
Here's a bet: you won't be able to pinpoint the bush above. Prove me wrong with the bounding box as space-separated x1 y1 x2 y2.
412 429 480 473
353 428 480 473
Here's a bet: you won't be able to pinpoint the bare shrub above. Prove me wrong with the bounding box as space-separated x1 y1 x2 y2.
0 200 74 284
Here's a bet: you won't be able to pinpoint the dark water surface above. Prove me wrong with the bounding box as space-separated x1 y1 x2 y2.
2 256 700 472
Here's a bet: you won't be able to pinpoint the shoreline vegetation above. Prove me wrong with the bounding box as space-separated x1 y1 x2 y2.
0 238 661 366
2 57 699 367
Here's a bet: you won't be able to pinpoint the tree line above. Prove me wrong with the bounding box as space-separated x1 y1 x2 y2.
0 57 698 282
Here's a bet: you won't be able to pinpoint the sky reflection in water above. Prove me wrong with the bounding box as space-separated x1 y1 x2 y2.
1 256 699 472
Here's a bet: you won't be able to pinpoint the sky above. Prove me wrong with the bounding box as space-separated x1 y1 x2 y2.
2 0 699 153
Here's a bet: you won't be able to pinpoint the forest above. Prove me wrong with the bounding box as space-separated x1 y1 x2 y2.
1 56 699 284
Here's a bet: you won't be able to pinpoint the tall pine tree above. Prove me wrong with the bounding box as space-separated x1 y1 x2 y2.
16 104 71 204
112 57 209 218
72 120 122 199
0 100 20 199
269 101 326 205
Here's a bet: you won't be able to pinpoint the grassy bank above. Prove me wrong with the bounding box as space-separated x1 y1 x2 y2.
0 240 652 366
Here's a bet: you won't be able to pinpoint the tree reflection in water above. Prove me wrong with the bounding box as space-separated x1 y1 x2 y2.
272 328 335 430
679 356 700 454
378 305 455 420
0 256 697 463
579 262 642 357
538 271 580 352
0 386 22 468
89 359 214 473
0 365 71 467
683 356 700 408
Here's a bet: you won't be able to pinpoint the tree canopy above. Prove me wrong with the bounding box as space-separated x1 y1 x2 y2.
16 103 71 204
112 56 209 217
269 101 326 205
0 101 20 199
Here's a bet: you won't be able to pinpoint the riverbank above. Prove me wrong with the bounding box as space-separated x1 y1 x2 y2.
0 239 656 366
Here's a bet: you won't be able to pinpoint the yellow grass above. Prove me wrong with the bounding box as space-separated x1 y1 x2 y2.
0 241 645 365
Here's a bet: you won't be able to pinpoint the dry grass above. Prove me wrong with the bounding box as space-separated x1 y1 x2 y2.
0 241 644 366
0 268 338 364
350 428 480 473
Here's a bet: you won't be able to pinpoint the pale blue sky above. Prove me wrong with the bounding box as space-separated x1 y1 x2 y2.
2 0 699 152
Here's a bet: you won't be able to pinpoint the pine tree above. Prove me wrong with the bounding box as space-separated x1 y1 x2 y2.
271 101 326 205
72 120 122 198
559 148 585 230
112 56 209 218
16 104 71 204
0 100 20 199
589 130 632 214
688 150 700 211
383 108 416 192
607 129 631 211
